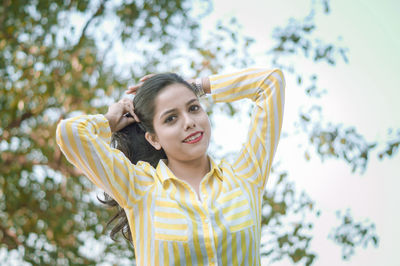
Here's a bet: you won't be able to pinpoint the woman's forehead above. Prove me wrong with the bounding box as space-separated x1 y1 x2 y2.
154 84 197 111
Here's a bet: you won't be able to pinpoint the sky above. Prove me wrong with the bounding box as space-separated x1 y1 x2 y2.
202 0 400 265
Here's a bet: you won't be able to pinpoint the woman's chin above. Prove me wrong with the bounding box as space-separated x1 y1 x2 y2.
181 146 209 162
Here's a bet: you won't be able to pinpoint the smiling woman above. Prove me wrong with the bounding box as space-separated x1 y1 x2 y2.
146 83 211 160
56 68 285 265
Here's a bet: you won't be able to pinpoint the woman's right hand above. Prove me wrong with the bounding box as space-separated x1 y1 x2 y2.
104 98 140 132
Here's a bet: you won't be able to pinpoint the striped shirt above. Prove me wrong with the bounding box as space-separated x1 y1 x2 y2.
56 68 285 265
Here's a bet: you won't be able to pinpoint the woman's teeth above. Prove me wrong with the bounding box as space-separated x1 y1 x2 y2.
184 133 201 142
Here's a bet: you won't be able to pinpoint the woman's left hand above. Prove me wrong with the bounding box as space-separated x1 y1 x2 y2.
125 74 156 94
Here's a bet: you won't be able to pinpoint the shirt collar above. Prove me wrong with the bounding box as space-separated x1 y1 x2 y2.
209 155 224 181
156 155 224 185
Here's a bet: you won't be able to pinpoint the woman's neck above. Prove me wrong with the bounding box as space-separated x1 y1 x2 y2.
166 154 210 183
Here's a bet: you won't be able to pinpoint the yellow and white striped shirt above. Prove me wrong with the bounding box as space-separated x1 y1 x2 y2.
56 68 285 265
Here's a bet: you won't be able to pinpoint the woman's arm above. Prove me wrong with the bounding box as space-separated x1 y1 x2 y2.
56 112 155 207
208 68 285 188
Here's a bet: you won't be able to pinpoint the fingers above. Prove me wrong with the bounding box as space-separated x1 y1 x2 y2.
118 98 134 118
125 83 142 95
125 73 156 94
132 113 140 122
119 98 141 122
140 73 156 82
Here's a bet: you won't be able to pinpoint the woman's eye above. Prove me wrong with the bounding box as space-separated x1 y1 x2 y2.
165 115 176 123
189 105 200 112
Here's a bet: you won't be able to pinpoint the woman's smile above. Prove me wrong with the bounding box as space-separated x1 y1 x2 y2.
183 131 204 143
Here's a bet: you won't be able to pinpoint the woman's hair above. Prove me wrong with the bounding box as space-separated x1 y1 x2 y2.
98 73 196 243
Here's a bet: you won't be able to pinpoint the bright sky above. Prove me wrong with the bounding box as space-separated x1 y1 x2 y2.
202 0 400 265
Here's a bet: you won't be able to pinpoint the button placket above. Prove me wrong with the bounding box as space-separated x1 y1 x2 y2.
201 212 218 265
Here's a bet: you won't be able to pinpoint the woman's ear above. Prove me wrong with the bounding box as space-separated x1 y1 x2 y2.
145 132 162 150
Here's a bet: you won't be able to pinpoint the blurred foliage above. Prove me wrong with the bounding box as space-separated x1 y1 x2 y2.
378 128 400 159
0 0 390 265
329 209 379 260
297 105 377 174
260 168 318 266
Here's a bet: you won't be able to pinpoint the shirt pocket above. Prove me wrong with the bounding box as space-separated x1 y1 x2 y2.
154 197 189 242
216 187 254 232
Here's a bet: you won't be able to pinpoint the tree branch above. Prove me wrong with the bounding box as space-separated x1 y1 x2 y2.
75 0 106 49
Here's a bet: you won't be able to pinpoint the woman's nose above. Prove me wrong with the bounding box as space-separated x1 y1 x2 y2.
183 113 196 130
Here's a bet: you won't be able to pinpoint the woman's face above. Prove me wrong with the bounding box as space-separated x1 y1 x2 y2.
145 83 211 163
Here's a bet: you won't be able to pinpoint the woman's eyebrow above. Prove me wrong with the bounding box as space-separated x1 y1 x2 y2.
159 98 199 119
186 98 199 106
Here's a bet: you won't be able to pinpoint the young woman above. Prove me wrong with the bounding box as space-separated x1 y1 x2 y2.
56 68 285 265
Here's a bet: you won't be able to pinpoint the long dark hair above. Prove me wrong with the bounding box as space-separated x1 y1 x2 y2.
98 73 196 243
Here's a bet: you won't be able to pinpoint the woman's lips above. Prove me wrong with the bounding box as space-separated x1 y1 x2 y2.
183 132 203 144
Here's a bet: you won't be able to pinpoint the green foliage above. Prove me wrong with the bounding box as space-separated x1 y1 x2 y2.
329 209 379 260
260 169 318 266
298 106 377 174
378 129 400 159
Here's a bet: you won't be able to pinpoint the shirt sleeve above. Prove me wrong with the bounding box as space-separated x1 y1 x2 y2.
56 114 155 207
210 68 285 188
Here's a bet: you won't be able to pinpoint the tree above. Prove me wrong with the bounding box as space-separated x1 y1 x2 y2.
0 0 393 265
